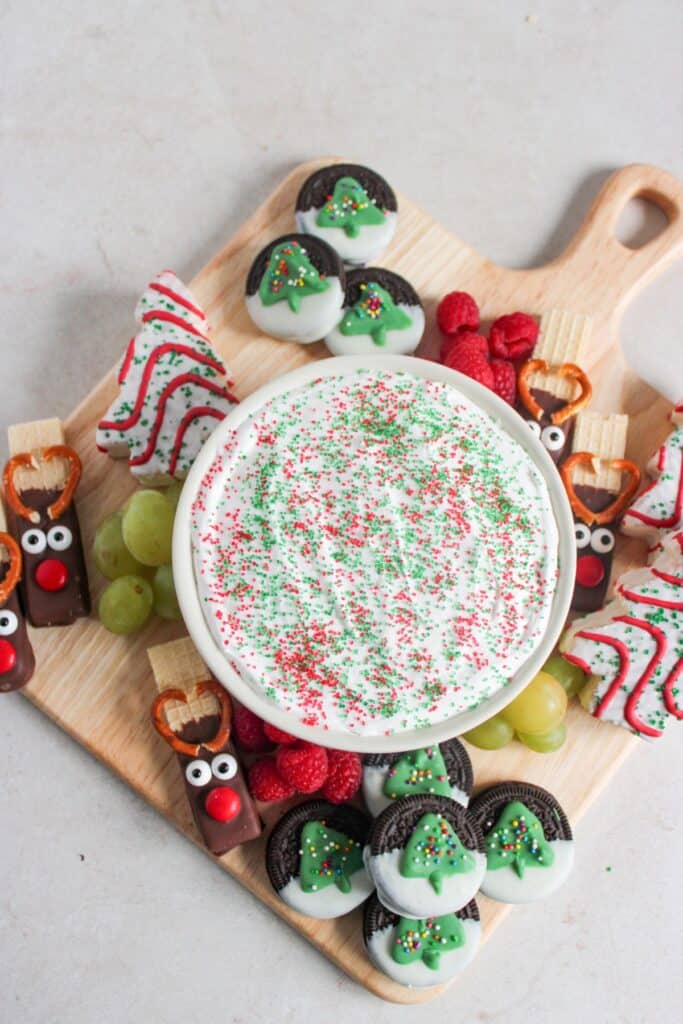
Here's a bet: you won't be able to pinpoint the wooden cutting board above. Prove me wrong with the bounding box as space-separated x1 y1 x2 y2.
16 158 683 1004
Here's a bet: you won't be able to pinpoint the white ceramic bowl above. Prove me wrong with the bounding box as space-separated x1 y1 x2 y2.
173 354 575 753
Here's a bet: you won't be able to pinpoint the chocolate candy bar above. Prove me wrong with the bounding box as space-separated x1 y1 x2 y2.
0 500 35 692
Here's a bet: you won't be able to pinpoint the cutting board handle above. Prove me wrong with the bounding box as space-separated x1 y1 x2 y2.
557 164 683 314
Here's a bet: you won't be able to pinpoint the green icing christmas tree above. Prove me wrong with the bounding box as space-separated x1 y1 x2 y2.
316 175 386 238
391 913 466 971
299 820 364 894
383 746 451 801
485 800 555 879
400 813 475 894
258 240 329 313
338 281 412 346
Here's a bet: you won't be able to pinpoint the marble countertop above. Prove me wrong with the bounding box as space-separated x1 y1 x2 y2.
2 2 683 1021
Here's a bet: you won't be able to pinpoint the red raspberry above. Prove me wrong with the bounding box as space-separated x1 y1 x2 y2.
321 749 362 804
440 330 488 365
276 741 329 794
233 704 274 753
444 344 495 391
248 758 295 802
488 312 539 361
490 358 517 405
263 723 297 745
436 291 480 336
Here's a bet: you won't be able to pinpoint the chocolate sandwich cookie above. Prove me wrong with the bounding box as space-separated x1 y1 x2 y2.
245 234 345 344
266 799 374 919
363 893 481 988
324 268 424 357
366 794 486 918
468 781 574 903
362 740 473 819
296 163 398 266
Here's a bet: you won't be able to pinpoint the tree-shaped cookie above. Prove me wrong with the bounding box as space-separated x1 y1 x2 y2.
97 271 238 485
258 240 330 313
391 913 466 971
485 800 554 878
383 746 451 801
338 281 411 346
299 820 364 894
400 812 475 893
316 176 386 238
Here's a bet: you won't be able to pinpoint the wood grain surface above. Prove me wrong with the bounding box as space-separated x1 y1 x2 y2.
13 157 683 1003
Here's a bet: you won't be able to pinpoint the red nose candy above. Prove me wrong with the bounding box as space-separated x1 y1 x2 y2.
0 639 17 674
205 787 241 822
35 558 69 592
576 554 605 589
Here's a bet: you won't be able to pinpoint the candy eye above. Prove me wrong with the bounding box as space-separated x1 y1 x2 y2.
0 610 18 636
591 527 615 553
575 523 591 549
526 420 541 438
212 753 238 780
541 425 566 452
47 525 73 552
21 529 46 554
185 759 212 787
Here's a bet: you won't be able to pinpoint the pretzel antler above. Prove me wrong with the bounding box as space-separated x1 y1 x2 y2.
561 452 641 525
151 680 233 757
518 359 592 425
0 532 22 604
2 445 82 523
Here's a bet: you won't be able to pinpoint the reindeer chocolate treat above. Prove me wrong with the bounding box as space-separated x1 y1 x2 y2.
561 413 641 613
517 309 593 466
148 638 261 856
0 501 35 692
3 419 90 628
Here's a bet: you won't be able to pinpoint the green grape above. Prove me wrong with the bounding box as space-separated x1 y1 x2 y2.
152 564 181 620
543 654 586 697
517 721 567 753
463 714 514 750
98 575 153 634
164 481 183 512
121 490 174 566
93 512 149 580
579 678 598 712
501 671 568 735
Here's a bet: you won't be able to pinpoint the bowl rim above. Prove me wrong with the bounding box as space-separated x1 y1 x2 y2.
173 353 576 753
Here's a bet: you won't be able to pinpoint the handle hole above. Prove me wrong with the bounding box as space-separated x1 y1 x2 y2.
615 195 670 250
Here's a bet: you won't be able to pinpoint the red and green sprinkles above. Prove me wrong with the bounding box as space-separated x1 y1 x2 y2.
191 369 558 736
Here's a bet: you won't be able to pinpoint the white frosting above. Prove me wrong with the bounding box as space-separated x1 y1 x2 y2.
366 847 486 918
362 764 468 819
622 423 683 544
366 917 481 987
564 529 683 737
277 866 374 919
97 271 236 484
191 369 559 738
296 209 397 266
325 304 425 357
480 839 575 903
245 277 344 344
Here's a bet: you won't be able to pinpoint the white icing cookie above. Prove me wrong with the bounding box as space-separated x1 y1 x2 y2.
96 271 237 485
366 846 486 919
324 269 424 356
366 913 481 987
244 235 345 344
296 208 397 266
277 866 374 919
